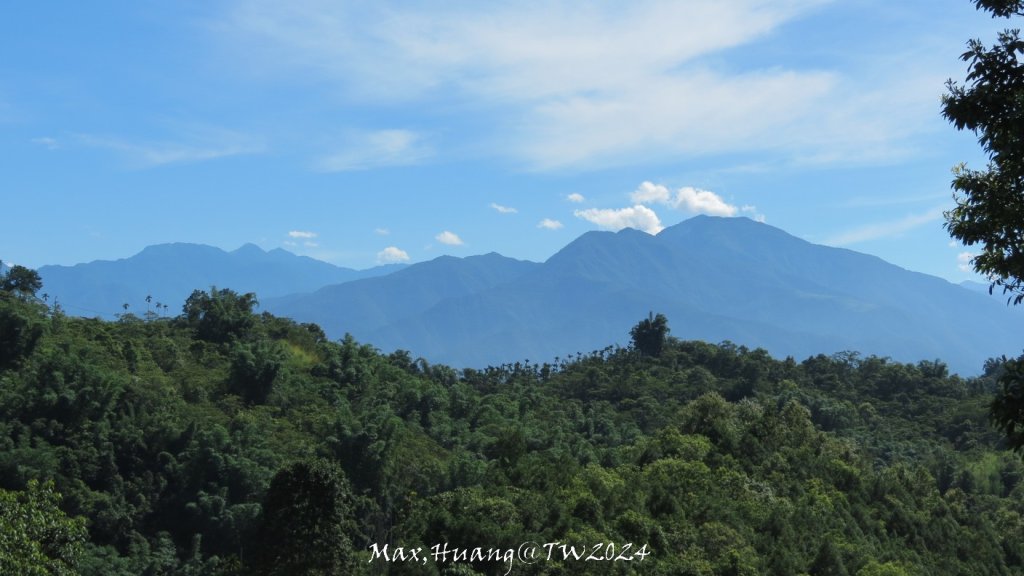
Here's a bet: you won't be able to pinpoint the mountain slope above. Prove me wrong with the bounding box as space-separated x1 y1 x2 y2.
38 243 400 318
263 252 540 338
268 216 1024 374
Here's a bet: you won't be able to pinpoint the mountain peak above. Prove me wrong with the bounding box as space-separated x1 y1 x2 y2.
233 243 266 256
137 243 224 260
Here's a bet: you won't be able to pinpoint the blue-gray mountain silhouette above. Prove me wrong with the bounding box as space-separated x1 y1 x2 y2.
38 243 401 318
264 216 1024 375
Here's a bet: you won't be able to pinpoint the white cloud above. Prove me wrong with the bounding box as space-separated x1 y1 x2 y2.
631 181 738 216
304 241 319 247
316 129 432 172
631 181 672 205
288 230 317 239
377 246 410 263
538 218 564 230
375 228 391 236
825 206 946 246
224 1 818 99
491 202 518 214
958 251 976 273
567 193 585 203
574 205 663 234
222 1 950 170
741 204 766 223
436 230 464 245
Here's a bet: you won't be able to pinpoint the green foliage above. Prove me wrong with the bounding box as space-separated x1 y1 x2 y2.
630 312 670 357
0 263 48 370
0 480 87 575
250 459 355 576
0 262 43 300
227 340 284 404
0 295 46 370
183 287 258 343
990 355 1024 451
856 561 914 576
0 290 1020 573
943 0 1024 303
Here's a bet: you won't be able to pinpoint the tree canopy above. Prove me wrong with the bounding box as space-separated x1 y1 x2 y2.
630 312 670 357
183 287 258 344
944 0 1024 454
943 0 1024 303
0 296 1021 574
0 261 42 300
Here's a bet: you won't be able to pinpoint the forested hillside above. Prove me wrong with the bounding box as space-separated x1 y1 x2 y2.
2 278 1024 575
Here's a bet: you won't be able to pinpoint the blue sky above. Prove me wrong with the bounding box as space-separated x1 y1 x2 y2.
0 0 1004 282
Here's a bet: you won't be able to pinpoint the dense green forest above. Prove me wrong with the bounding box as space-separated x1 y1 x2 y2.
2 273 1024 575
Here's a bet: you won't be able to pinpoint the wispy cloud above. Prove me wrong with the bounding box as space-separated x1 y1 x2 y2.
315 129 432 172
377 246 410 263
825 206 946 246
288 230 317 239
222 1 950 170
76 126 264 168
741 205 765 223
436 230 464 246
375 228 391 236
631 181 738 216
31 137 60 150
567 193 586 203
491 202 517 214
538 218 563 230
575 205 663 234
843 193 948 208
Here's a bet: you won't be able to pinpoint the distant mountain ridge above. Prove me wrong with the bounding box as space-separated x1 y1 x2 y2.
266 253 540 337
37 243 401 318
27 217 1024 375
264 216 1024 375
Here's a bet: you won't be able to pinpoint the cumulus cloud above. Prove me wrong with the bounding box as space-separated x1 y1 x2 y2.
538 218 564 230
436 230 464 245
288 230 317 239
491 202 518 214
316 129 432 172
631 181 738 216
377 246 410 263
574 205 663 234
567 193 585 203
958 252 976 273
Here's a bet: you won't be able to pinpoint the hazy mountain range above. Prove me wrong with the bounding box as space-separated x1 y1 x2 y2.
36 243 401 318
26 216 1024 375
